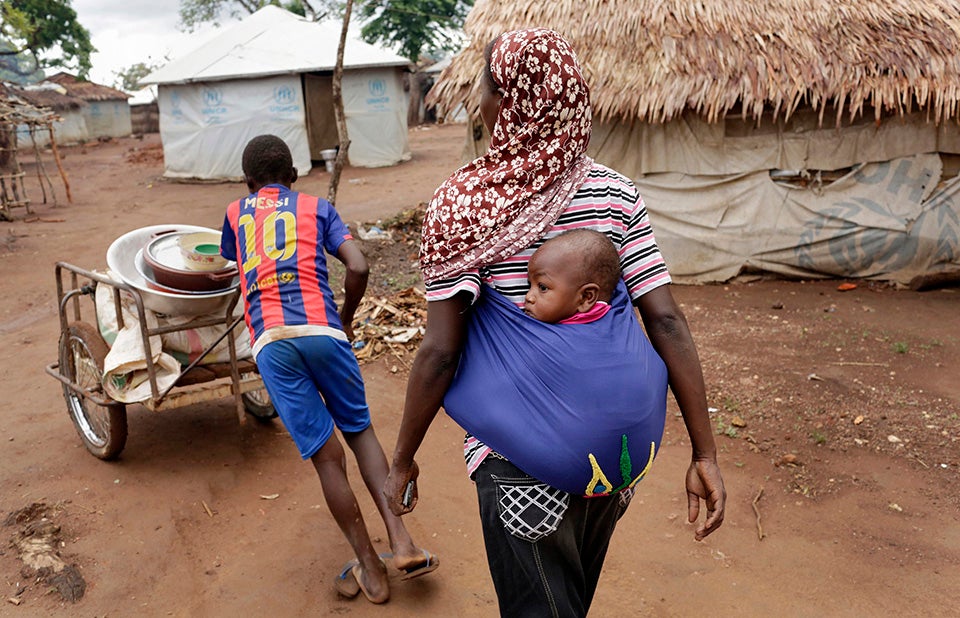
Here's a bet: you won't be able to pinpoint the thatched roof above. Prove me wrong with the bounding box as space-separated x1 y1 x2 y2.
429 0 960 125
48 72 131 102
0 84 60 125
6 85 83 113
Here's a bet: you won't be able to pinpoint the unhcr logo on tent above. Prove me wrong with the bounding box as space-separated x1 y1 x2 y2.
170 91 184 120
270 85 300 114
366 79 389 106
202 87 227 116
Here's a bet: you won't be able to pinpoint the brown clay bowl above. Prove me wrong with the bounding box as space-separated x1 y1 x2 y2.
143 232 238 292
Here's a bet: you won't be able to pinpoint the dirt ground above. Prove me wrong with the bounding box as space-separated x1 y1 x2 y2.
1 124 958 617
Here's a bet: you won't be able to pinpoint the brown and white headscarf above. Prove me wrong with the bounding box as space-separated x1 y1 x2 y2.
419 28 594 285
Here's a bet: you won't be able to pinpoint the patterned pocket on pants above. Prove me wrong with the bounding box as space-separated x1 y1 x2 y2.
491 474 570 542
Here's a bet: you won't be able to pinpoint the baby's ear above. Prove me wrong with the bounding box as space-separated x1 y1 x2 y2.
577 283 600 313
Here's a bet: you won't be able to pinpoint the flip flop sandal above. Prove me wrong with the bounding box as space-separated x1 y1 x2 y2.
381 549 440 581
352 563 389 604
333 559 360 598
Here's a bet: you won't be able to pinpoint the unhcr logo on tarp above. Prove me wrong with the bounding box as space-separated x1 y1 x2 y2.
202 87 227 124
366 79 389 106
169 90 184 122
270 85 300 114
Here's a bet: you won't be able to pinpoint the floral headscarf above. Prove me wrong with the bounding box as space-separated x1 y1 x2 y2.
419 28 594 284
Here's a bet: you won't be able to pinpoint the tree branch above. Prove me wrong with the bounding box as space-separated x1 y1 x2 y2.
328 0 353 205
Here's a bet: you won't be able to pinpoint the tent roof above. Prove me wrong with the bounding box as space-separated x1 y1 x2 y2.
143 6 411 86
429 0 960 125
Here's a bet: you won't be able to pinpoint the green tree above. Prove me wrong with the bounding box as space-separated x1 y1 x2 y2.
0 0 94 80
114 60 164 92
178 0 473 62
359 0 472 62
179 0 341 31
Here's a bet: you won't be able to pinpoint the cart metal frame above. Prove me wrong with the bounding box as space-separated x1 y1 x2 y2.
45 261 273 459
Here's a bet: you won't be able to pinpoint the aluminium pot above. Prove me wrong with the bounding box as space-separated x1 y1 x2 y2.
143 231 238 292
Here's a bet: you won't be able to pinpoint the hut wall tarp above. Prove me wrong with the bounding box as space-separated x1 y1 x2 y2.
158 75 310 180
460 111 960 283
17 111 87 147
590 111 960 178
342 68 410 167
84 100 133 139
635 154 959 284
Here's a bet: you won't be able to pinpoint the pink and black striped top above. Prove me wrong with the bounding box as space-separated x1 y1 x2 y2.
424 163 671 307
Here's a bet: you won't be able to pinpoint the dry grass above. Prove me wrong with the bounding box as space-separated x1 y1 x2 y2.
430 0 960 126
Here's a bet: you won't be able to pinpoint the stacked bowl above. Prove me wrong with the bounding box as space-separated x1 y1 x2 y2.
107 225 240 316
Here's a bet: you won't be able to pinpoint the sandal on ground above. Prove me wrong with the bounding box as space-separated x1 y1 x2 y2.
352 563 389 604
333 559 360 598
381 549 440 581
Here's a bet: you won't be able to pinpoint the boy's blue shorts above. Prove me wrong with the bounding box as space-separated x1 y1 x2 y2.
255 335 371 459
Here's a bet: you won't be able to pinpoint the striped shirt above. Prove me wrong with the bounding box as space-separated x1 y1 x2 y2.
426 163 670 305
425 163 672 477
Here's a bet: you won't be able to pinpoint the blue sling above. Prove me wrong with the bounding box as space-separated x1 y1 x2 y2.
443 281 669 497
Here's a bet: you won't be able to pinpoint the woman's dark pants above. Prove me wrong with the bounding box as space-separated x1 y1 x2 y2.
474 457 633 617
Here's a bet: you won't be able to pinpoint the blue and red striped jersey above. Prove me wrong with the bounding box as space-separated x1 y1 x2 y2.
220 184 353 345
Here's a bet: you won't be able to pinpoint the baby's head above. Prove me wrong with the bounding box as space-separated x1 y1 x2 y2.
242 134 298 192
524 229 620 323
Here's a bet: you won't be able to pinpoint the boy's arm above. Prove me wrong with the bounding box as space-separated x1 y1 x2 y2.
336 239 368 341
634 285 726 541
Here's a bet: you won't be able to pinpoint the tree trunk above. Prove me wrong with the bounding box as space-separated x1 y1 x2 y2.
327 0 354 205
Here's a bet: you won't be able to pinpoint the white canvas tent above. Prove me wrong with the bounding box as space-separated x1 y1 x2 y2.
142 6 412 180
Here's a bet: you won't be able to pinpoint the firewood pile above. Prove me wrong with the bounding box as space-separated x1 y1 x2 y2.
351 284 427 369
348 204 429 370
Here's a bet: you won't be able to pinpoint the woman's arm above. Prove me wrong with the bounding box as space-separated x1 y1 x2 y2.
384 293 471 515
635 285 726 540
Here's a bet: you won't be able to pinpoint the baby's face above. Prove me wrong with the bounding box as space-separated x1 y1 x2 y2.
524 246 583 323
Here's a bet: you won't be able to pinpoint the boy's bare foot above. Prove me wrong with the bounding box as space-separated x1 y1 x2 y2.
353 559 389 604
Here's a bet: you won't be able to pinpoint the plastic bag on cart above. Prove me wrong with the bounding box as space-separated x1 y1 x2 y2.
94 271 253 403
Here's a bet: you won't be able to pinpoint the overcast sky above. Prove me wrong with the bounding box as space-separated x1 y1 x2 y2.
72 0 219 87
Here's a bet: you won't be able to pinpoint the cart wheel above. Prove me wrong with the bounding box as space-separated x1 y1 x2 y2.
241 379 277 420
59 322 128 460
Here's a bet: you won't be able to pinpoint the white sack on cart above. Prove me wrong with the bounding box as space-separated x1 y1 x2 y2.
94 271 253 403
95 272 253 365
96 278 180 404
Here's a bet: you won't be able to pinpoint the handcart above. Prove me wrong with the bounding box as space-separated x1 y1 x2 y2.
45 261 275 460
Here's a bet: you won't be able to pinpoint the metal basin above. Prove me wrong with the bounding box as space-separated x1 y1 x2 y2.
106 225 239 317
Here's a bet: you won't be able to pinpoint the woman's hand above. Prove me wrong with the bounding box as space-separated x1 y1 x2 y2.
384 459 420 516
685 458 726 541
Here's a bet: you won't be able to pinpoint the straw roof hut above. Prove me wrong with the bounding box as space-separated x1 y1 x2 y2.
47 73 132 140
0 85 69 218
430 0 960 284
8 86 82 115
8 83 88 147
432 0 960 125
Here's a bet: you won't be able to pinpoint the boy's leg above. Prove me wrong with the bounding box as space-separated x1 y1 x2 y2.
300 336 435 572
341 426 424 567
310 432 389 603
256 338 389 602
